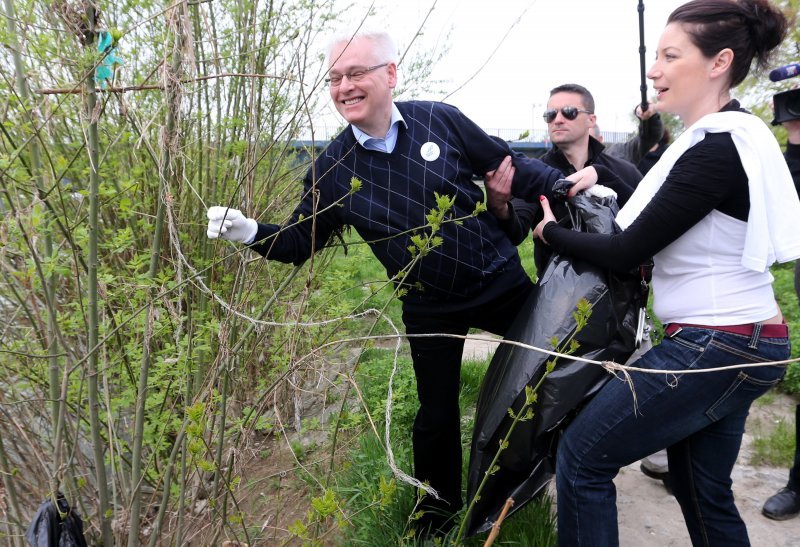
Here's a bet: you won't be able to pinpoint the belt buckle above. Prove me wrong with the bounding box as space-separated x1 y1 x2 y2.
667 324 683 338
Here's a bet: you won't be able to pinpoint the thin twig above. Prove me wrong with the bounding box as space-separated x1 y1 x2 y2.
36 72 302 95
443 0 539 102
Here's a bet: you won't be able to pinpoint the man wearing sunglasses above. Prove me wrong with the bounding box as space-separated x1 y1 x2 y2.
540 84 647 184
487 84 645 270
204 32 623 538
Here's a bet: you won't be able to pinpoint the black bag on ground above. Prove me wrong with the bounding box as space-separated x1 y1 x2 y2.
25 492 88 547
464 180 647 536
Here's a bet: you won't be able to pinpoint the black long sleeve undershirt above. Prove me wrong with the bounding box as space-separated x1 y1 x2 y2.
787 141 800 197
542 132 749 273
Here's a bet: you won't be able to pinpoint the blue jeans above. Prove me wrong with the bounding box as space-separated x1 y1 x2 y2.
556 326 789 547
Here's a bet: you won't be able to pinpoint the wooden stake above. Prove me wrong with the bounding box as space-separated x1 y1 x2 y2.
483 497 515 547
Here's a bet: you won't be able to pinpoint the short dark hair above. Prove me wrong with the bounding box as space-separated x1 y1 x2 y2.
549 83 595 113
668 0 790 88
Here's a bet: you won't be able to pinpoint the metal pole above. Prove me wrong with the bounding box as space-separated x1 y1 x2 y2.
638 0 648 112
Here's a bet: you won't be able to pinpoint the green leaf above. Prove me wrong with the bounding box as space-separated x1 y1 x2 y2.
288 519 309 539
378 475 396 507
524 385 535 404
196 459 216 473
311 489 338 518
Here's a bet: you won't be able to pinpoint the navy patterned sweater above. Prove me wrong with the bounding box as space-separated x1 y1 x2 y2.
251 101 575 303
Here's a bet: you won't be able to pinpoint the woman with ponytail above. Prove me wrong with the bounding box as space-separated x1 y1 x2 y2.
532 1 800 545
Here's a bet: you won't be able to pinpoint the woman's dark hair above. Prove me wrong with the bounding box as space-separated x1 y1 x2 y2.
668 0 791 87
660 127 672 147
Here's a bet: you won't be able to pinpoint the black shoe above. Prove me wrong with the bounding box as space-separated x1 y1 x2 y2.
639 461 669 482
762 487 800 521
639 463 672 494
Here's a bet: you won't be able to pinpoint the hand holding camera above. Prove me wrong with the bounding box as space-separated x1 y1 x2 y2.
771 88 800 127
770 62 800 128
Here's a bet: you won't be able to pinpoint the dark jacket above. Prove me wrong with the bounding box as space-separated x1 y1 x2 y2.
541 136 643 188
636 141 669 176
786 141 800 197
637 129 672 176
498 137 639 249
604 113 664 167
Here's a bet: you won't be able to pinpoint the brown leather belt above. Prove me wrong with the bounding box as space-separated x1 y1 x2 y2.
664 322 789 338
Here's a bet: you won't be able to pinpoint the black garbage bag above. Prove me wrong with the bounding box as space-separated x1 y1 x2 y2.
25 492 88 547
464 180 647 536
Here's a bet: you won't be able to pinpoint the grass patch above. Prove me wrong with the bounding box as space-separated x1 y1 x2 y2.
751 416 796 468
754 391 777 407
772 262 800 395
331 348 557 546
460 358 490 410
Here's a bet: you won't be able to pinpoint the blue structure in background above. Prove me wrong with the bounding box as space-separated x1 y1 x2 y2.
289 136 549 162
289 126 632 162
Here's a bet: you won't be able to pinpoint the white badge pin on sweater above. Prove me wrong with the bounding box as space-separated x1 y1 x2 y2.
420 142 440 161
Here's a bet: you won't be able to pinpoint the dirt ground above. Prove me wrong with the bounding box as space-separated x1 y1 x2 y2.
464 335 800 546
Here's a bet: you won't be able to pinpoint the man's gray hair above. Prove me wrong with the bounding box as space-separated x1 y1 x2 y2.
326 31 399 67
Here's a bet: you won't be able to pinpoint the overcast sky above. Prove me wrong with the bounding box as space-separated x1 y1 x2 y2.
325 0 686 137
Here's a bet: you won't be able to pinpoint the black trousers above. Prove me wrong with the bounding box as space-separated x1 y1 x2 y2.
789 404 800 491
792 263 800 491
401 279 534 514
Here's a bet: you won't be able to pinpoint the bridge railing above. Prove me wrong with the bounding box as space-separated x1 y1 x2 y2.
295 125 634 145
481 127 633 144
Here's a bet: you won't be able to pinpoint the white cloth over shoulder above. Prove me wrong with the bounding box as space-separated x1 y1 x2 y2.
615 111 800 272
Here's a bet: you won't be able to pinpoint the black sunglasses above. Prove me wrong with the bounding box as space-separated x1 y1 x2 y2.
542 106 593 123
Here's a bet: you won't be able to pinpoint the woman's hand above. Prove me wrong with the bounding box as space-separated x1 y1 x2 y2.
533 195 557 243
564 166 598 196
785 119 800 145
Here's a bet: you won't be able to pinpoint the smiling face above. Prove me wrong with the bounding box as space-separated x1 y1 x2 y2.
647 22 732 127
328 36 396 137
545 92 595 149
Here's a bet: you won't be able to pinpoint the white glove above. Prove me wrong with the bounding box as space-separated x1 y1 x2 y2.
206 206 258 244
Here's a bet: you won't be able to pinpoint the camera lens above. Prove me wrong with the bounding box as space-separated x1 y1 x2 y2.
787 92 800 117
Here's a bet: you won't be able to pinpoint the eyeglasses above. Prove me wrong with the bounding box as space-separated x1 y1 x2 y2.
325 63 389 86
542 106 594 123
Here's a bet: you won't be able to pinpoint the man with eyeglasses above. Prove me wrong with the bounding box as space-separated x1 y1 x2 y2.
487 83 648 271
204 32 623 537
